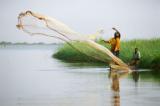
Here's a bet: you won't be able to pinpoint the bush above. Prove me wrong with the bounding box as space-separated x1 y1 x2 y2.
54 38 160 69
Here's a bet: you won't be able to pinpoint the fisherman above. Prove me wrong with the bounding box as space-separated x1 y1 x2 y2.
103 28 121 57
129 48 141 67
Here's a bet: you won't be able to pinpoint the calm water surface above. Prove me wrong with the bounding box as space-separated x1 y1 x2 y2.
0 45 160 106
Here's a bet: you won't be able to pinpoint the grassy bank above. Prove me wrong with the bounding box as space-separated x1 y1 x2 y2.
53 38 160 69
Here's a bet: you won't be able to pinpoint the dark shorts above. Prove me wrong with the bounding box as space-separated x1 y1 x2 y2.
134 58 140 61
112 50 120 57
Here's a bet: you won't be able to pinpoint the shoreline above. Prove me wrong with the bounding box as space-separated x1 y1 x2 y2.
53 38 160 69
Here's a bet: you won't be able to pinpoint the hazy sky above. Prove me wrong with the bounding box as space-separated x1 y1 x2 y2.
0 0 160 43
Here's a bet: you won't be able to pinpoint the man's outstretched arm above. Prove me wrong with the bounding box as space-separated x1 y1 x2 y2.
112 27 120 33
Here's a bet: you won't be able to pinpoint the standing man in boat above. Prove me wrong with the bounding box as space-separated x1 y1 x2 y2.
103 28 121 57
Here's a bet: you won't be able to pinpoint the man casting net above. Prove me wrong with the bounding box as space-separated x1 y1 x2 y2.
16 10 130 71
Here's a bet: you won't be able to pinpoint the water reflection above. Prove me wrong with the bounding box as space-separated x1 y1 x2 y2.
108 70 129 106
109 71 120 106
132 71 139 82
108 69 141 106
132 71 140 87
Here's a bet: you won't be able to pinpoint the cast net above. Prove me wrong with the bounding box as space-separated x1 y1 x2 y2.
16 10 129 70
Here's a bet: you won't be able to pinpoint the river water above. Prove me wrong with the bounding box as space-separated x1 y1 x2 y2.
0 45 160 106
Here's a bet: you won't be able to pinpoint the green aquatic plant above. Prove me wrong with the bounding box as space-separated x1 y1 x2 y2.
150 56 160 70
54 38 160 69
53 42 105 63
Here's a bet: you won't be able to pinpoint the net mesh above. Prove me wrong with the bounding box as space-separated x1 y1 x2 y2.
16 10 129 70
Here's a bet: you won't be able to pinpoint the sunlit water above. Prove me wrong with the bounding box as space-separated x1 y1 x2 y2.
0 45 160 106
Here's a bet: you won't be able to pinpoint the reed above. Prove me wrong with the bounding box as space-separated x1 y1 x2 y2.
53 38 160 68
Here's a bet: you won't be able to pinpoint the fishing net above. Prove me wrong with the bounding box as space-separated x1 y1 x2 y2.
16 10 129 69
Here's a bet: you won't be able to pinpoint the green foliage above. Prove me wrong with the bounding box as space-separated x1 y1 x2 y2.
53 38 160 68
150 56 160 70
53 42 103 63
120 38 160 68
